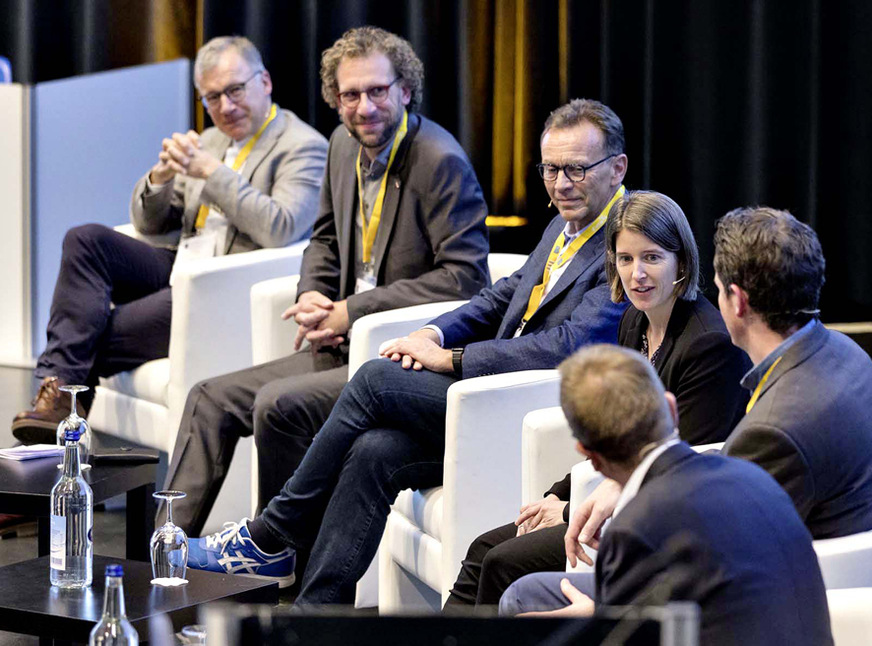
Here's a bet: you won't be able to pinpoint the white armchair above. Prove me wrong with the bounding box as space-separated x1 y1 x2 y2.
813 529 872 590
88 224 309 533
248 252 528 607
827 588 872 645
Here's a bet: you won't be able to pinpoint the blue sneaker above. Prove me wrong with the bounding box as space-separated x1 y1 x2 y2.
187 518 296 588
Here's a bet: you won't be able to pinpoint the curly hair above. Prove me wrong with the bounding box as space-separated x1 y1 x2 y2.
605 190 701 304
320 26 424 112
714 206 825 334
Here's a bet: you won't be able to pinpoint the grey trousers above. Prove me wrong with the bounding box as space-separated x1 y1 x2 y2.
162 347 348 535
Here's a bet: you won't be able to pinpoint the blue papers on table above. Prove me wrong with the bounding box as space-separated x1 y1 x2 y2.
0 444 63 461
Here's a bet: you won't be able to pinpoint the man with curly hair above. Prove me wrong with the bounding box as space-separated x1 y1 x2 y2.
162 26 490 538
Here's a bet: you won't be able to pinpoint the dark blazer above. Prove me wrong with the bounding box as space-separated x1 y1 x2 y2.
596 443 833 646
618 298 749 445
297 113 491 326
131 107 328 253
724 321 872 538
547 297 749 500
429 214 627 378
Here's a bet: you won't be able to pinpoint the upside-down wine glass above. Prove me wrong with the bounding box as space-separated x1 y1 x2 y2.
56 385 91 471
150 490 188 584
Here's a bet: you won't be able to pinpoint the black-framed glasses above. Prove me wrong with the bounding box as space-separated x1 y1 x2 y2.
536 154 617 182
200 70 263 109
337 78 402 108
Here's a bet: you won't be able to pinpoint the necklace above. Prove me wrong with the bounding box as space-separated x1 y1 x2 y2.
640 333 663 367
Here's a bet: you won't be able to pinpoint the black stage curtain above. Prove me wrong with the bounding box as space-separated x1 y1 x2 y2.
1 0 871 320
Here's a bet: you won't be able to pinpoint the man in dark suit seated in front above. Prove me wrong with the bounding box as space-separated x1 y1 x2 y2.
499 344 833 646
184 98 630 603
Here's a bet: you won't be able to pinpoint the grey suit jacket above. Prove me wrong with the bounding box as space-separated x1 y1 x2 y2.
297 113 490 326
724 321 872 538
129 106 328 253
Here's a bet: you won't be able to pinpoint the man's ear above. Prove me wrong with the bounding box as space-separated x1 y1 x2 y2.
611 153 628 186
729 283 750 319
578 442 604 472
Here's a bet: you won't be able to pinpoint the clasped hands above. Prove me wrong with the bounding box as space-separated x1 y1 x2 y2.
149 130 222 185
377 328 453 373
282 291 350 352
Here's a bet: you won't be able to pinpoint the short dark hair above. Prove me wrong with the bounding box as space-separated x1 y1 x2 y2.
559 344 673 466
714 207 825 334
541 98 625 155
320 26 425 112
606 190 700 303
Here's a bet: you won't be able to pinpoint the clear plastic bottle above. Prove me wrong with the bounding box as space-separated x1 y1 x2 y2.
89 564 139 645
50 428 93 588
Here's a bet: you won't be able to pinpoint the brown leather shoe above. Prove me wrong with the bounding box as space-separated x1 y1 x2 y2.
11 377 87 445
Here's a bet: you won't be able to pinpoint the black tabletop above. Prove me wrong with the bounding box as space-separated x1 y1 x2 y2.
0 555 278 643
0 433 158 516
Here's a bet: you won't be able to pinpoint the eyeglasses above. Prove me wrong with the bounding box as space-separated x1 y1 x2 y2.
536 154 617 182
200 70 263 109
337 78 402 108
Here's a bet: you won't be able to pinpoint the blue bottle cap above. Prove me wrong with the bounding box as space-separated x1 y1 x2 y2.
105 564 123 577
64 429 81 442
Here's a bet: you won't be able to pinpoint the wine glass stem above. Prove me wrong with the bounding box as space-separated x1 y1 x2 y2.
166 498 174 526
69 390 77 416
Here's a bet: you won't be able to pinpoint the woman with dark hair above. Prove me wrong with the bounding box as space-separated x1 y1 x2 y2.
445 190 749 610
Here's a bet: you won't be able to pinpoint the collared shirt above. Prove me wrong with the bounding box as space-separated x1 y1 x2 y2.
145 136 252 256
354 141 395 286
424 219 592 347
611 436 681 521
740 319 817 392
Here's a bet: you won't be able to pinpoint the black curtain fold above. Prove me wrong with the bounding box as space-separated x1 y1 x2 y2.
2 0 871 319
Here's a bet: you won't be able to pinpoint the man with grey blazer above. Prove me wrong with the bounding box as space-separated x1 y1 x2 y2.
162 27 491 536
13 36 327 442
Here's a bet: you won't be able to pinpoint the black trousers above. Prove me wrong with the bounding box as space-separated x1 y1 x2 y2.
444 521 567 608
163 347 349 536
36 224 175 405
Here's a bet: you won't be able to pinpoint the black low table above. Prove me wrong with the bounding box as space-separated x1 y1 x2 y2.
0 554 278 644
0 433 158 560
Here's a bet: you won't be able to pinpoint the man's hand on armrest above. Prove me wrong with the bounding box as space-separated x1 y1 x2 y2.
565 478 622 567
378 328 453 373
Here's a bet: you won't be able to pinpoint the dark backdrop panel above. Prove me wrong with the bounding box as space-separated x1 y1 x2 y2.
2 0 871 320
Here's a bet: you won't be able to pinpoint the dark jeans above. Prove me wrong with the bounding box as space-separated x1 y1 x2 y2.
499 571 596 616
260 358 459 605
164 347 348 536
36 223 175 401
444 521 567 608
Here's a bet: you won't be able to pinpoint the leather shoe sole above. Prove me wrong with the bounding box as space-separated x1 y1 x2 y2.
11 418 58 445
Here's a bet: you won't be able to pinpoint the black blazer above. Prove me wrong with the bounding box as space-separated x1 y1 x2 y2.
547 297 749 500
618 297 749 445
596 443 833 646
724 321 872 538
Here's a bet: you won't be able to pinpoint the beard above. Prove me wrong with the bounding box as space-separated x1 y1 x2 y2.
348 110 403 151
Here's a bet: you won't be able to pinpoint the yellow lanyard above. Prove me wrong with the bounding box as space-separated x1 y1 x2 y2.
355 110 409 266
746 356 782 413
195 103 278 229
521 185 625 324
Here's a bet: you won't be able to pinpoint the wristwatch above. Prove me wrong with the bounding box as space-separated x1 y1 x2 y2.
452 347 464 377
